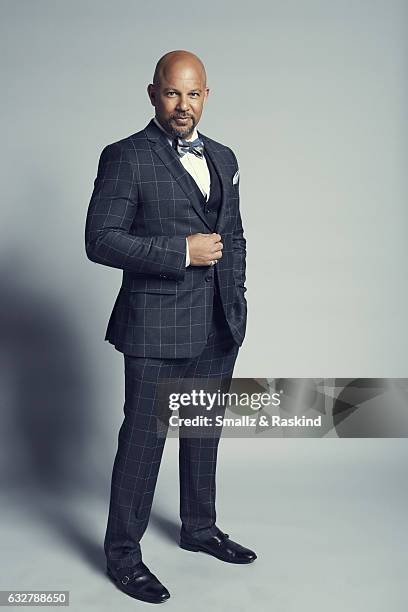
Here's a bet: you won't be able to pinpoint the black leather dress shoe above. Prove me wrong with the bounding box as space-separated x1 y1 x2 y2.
106 561 170 603
180 529 257 564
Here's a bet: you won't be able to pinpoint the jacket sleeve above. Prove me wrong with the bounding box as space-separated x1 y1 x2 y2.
229 148 247 293
85 142 187 281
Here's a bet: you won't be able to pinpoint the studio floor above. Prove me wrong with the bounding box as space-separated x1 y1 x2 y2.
1 438 407 611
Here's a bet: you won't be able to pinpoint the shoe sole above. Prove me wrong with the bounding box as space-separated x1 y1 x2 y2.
179 541 257 564
106 567 169 604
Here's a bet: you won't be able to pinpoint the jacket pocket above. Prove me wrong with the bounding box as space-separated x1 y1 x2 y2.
124 284 177 295
126 286 177 295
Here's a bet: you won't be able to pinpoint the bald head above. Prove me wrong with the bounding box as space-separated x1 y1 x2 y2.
153 50 207 88
147 49 210 139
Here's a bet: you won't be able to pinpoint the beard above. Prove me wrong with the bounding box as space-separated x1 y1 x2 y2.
163 114 196 139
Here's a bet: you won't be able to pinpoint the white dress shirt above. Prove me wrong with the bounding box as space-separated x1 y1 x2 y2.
153 116 212 267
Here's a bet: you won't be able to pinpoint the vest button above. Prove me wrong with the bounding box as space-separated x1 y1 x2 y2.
205 275 212 282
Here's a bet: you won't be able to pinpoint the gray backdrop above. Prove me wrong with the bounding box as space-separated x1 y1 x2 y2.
1 1 407 611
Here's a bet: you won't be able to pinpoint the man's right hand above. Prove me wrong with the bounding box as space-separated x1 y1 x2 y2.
187 233 223 266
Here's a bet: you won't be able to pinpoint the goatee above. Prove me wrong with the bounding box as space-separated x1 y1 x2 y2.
165 116 196 140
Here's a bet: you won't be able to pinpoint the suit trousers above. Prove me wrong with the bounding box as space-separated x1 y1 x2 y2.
103 289 239 569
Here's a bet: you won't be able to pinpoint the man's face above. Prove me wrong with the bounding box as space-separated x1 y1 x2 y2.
148 63 209 139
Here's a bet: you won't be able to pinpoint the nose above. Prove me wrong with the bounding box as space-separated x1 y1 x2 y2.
176 95 190 112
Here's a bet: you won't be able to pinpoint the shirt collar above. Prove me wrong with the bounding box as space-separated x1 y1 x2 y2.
153 116 199 145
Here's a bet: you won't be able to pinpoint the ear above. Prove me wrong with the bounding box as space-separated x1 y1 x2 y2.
147 84 155 106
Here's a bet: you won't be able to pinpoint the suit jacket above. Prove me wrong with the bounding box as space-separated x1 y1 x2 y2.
85 118 247 358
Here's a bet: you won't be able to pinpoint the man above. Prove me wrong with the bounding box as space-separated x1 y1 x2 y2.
85 49 255 604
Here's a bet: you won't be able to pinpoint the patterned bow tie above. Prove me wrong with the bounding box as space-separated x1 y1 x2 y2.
173 136 205 158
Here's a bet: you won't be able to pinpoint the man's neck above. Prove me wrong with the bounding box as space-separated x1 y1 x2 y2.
153 116 198 142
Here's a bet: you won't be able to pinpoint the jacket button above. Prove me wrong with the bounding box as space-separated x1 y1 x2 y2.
205 275 212 282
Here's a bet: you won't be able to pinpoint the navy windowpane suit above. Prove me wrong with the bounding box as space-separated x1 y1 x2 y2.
85 118 247 568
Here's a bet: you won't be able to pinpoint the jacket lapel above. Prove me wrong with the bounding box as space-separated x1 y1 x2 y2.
198 132 230 233
143 119 229 233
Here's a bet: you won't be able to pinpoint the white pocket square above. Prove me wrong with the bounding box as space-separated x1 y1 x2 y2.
232 169 240 185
